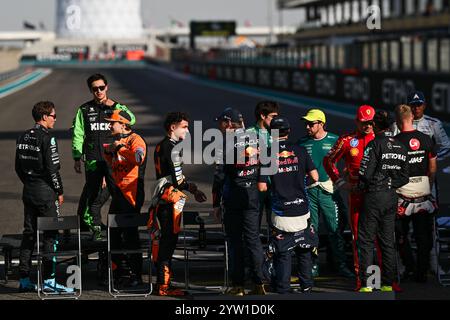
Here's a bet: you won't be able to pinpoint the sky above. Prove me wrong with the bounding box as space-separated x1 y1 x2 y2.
0 0 303 31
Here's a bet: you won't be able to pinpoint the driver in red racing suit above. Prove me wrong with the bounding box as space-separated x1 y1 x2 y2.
323 105 375 290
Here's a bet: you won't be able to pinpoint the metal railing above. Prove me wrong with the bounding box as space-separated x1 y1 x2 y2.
0 67 28 83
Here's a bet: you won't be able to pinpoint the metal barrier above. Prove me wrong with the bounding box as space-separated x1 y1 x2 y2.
0 67 28 83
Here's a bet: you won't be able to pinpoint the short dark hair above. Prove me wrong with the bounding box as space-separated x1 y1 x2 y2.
32 101 55 122
164 112 189 132
373 110 393 131
87 73 108 89
254 101 280 121
278 128 290 138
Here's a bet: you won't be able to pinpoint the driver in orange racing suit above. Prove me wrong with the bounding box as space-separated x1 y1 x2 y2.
323 105 375 291
104 110 147 286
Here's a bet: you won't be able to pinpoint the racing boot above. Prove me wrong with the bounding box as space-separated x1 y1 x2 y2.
91 225 102 241
19 277 37 292
248 284 266 295
380 285 393 292
301 286 313 293
392 282 403 293
157 284 185 296
225 286 245 296
157 265 185 296
43 278 75 293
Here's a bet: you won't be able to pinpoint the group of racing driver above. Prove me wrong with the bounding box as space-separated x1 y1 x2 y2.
15 72 450 296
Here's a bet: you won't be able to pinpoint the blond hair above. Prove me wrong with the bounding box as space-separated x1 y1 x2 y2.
395 104 412 121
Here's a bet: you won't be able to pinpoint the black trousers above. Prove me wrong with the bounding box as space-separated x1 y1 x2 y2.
77 160 114 230
108 188 142 277
358 190 397 286
271 231 313 293
78 185 110 230
224 190 264 286
258 190 272 232
19 183 58 279
155 204 179 285
395 213 433 277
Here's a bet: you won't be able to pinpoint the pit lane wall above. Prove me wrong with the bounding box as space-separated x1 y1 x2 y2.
174 61 450 122
0 47 21 73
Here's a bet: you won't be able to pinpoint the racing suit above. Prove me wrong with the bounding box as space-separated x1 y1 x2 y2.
395 130 437 280
15 124 63 280
358 133 409 287
153 136 190 289
223 129 264 287
323 131 375 286
246 124 272 230
104 132 147 280
260 140 317 293
212 146 224 210
298 132 348 274
71 100 135 233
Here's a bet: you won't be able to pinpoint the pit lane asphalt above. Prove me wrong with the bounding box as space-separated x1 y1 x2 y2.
1 65 449 300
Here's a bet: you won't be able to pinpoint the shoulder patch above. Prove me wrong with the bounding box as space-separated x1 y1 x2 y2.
340 132 357 142
50 137 56 146
350 138 359 148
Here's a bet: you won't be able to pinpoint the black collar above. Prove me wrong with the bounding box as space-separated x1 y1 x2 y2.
34 123 48 133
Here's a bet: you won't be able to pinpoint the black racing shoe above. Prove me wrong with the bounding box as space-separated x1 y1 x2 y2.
301 287 313 293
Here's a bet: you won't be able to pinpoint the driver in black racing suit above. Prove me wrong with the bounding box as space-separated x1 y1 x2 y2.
358 111 409 293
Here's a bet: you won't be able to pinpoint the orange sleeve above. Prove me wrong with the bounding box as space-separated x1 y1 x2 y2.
117 134 147 166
